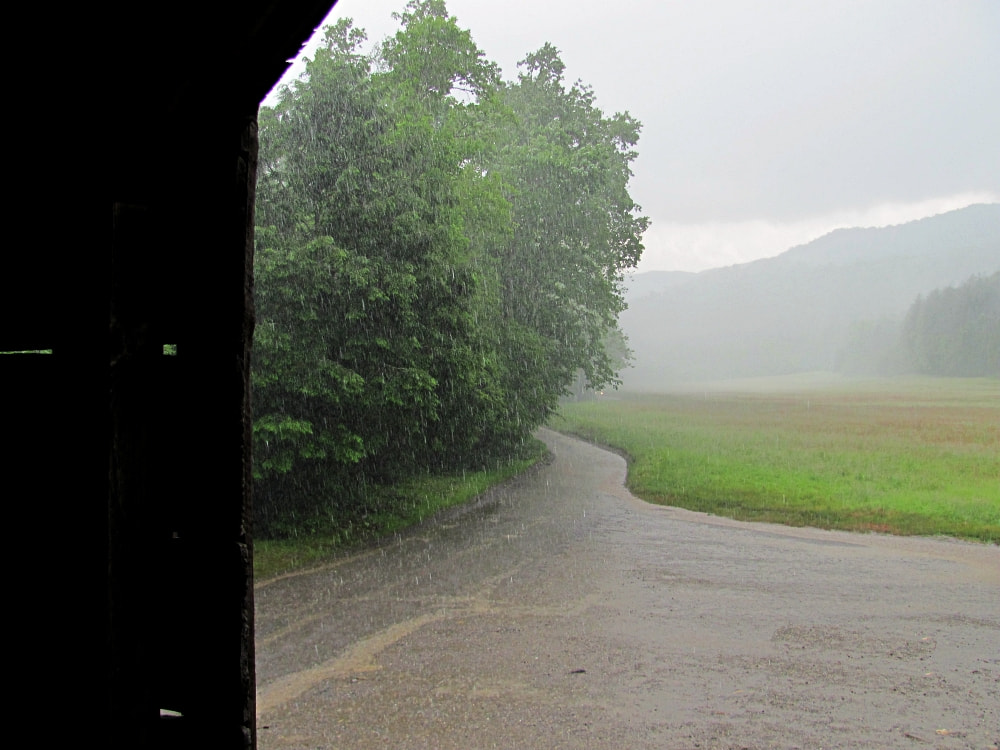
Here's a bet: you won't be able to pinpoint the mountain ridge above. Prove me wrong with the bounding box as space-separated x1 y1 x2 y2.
620 203 1000 387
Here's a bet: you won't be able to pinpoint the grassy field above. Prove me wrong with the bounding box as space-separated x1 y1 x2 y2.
552 376 999 543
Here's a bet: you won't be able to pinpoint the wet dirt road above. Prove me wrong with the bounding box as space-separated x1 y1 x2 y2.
255 428 999 749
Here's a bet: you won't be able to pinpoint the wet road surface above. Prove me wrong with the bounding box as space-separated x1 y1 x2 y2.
255 428 999 749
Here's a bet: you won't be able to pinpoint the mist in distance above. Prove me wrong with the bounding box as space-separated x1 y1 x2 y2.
619 204 1000 390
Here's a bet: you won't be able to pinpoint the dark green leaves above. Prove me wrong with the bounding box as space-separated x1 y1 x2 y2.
252 2 647 533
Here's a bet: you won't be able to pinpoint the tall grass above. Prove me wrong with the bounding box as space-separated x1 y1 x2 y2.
553 376 999 543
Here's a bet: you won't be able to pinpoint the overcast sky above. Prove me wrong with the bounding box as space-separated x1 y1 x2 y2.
267 0 1000 273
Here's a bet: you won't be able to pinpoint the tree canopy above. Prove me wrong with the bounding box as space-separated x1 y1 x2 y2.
901 272 1000 377
253 1 647 533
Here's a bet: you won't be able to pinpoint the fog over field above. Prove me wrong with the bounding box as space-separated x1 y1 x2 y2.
620 204 1000 388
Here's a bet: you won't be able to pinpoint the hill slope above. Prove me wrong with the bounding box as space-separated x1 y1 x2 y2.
620 203 1000 387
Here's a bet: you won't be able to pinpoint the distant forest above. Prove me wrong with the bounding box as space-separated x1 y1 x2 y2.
620 204 1000 388
840 272 1000 376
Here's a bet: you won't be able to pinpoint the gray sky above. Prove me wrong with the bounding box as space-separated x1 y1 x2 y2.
268 0 1000 272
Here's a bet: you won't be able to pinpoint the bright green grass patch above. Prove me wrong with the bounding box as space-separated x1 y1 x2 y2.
254 439 548 580
553 377 999 543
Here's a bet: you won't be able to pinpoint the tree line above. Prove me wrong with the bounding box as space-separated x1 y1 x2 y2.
252 1 647 534
837 271 1000 377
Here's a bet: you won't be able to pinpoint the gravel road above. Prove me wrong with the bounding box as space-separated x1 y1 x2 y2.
255 428 999 749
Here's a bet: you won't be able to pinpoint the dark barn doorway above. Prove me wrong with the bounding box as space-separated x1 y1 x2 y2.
3 2 338 747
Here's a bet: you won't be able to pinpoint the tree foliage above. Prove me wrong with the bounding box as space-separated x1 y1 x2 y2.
252 2 647 533
900 272 1000 377
487 44 649 426
833 271 1000 378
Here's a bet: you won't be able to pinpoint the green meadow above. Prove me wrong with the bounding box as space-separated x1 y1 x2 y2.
553 376 999 543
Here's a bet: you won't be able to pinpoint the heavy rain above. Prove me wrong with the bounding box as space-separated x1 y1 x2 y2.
252 2 999 748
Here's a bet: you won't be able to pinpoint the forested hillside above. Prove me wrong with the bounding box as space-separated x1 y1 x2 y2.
252 1 647 534
899 271 1000 376
621 204 1000 387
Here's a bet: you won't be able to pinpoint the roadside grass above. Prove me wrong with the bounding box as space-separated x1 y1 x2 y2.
254 439 548 580
552 376 999 543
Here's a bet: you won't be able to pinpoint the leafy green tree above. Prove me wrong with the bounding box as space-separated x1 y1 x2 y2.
487 44 648 428
379 0 500 103
372 0 522 467
253 18 492 525
251 5 649 532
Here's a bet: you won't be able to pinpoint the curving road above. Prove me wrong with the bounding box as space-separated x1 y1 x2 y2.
255 428 999 749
